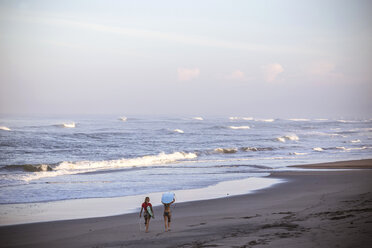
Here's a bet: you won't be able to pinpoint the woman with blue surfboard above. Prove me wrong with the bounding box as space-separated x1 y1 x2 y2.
139 196 154 233
162 192 175 232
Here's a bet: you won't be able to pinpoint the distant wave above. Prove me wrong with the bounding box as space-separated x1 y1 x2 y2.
337 120 360 123
228 125 250 130
240 147 274 152
62 122 75 128
336 146 370 151
288 118 310 121
214 148 238 154
254 118 275 122
350 139 361 143
7 152 198 182
229 117 274 122
276 134 299 142
229 117 253 121
290 152 308 156
313 147 324 152
119 116 127 121
211 146 275 154
305 131 343 137
173 129 184 133
192 117 203 121
0 126 11 131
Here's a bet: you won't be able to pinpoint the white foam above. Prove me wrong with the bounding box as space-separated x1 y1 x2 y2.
276 134 299 142
173 129 184 133
314 118 328 121
288 118 310 121
18 152 198 182
192 117 203 121
337 120 359 123
255 118 275 122
229 117 254 121
228 125 250 130
350 139 361 143
336 146 370 151
290 152 308 156
62 122 75 128
214 148 238 154
0 126 11 131
313 147 324 152
119 116 127 121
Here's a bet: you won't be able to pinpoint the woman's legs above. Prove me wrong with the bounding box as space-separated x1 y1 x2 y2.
145 217 150 232
163 215 168 231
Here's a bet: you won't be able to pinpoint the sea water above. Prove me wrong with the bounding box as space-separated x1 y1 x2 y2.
0 115 371 204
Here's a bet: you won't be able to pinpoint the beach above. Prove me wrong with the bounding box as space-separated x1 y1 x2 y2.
1 159 371 248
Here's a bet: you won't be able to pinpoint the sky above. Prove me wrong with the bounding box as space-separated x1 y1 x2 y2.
0 0 371 118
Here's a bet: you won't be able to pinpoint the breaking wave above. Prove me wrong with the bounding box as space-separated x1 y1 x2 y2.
214 148 238 154
229 117 254 121
290 152 308 156
119 116 127 121
288 119 310 121
313 147 324 152
276 134 299 142
240 147 274 152
254 118 275 122
5 152 198 182
228 126 250 130
0 126 11 131
62 122 75 128
173 129 184 133
192 117 203 121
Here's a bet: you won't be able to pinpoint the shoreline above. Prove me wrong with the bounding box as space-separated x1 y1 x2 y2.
0 176 283 226
1 159 372 247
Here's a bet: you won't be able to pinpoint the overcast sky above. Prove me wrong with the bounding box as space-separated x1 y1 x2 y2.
0 0 371 118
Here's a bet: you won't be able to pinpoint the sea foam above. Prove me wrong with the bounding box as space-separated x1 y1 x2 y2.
173 129 184 133
62 122 75 128
276 134 299 142
0 126 11 131
228 126 250 130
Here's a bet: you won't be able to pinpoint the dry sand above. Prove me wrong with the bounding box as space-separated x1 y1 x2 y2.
1 159 372 248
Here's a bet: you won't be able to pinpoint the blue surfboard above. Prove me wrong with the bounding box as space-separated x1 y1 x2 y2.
162 192 175 204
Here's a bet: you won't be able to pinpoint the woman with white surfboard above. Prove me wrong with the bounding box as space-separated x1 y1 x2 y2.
162 192 175 232
139 196 154 233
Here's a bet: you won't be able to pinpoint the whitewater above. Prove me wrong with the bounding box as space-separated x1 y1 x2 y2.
0 115 371 204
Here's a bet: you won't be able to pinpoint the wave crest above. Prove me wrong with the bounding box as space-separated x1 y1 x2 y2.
0 126 11 131
276 134 299 142
228 126 250 130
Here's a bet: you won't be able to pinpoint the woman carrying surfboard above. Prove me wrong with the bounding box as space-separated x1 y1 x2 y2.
162 192 175 232
139 197 154 233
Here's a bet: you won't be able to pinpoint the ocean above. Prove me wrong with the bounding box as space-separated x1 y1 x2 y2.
0 115 371 205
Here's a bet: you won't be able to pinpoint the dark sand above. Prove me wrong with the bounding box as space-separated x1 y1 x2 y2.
1 159 372 248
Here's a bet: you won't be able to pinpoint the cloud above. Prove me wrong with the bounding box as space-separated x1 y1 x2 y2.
262 63 284 82
227 70 245 81
177 68 200 81
308 62 335 75
306 62 344 83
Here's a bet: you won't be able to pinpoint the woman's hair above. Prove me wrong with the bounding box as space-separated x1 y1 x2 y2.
144 196 150 203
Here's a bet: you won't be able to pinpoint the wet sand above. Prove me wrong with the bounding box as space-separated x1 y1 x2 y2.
1 159 372 248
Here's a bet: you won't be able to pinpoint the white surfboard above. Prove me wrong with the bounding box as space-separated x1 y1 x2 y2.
162 192 175 204
146 206 154 218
